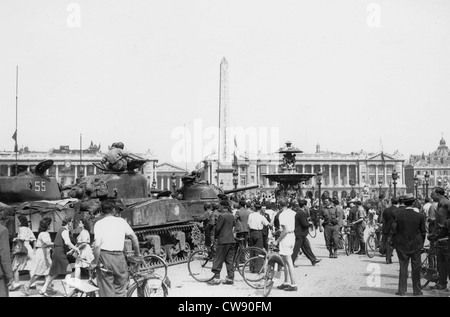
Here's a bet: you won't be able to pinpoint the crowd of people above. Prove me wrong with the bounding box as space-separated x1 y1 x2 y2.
1 185 449 297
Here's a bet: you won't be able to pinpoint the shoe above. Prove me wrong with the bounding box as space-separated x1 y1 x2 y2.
386 260 392 264
395 291 406 296
284 285 298 292
413 291 423 296
329 253 333 258
333 250 338 258
431 284 448 291
9 283 21 292
38 290 52 297
20 285 30 296
223 278 234 285
311 259 321 266
207 278 221 285
277 283 290 290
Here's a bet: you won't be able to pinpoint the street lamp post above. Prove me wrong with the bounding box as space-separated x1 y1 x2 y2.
220 179 224 189
392 169 398 198
171 173 177 194
378 180 382 198
388 180 392 199
414 175 419 199
316 170 323 213
232 170 238 200
424 171 430 199
152 178 157 189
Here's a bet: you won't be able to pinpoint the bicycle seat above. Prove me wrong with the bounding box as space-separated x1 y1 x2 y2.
268 253 284 268
127 255 144 265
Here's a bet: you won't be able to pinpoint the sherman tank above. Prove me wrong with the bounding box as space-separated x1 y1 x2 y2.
0 160 77 242
176 171 260 220
70 159 202 265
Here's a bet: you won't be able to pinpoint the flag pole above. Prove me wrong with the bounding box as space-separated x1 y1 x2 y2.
15 66 18 175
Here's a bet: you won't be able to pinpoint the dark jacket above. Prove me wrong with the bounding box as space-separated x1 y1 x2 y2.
234 207 250 234
0 224 13 281
215 211 236 245
433 197 450 239
392 207 426 253
294 209 310 238
382 205 397 235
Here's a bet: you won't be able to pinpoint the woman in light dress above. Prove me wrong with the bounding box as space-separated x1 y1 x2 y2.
74 218 94 280
21 217 54 295
10 215 36 291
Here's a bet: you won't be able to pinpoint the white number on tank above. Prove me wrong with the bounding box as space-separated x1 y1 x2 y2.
34 181 47 191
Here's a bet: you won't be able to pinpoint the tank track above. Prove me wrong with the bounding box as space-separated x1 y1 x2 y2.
134 223 196 266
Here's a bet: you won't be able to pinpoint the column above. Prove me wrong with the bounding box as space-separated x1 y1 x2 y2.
337 164 341 186
346 164 349 186
74 166 78 180
55 164 59 180
375 164 378 185
328 165 332 186
299 165 304 173
93 166 97 175
7 165 11 176
84 165 87 177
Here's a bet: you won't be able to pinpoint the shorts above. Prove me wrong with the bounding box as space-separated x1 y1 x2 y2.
279 233 295 256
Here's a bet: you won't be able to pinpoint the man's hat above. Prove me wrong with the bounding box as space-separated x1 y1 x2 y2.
219 200 231 208
254 203 262 210
401 193 415 203
218 194 228 200
157 190 173 199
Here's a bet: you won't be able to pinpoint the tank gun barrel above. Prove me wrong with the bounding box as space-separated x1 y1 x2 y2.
223 184 260 195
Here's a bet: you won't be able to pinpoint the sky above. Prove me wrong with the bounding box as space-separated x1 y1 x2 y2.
0 0 449 170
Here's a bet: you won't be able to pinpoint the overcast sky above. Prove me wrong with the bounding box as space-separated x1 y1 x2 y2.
1 0 449 170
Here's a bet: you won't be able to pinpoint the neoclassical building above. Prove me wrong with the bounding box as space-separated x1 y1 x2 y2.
197 143 406 200
0 142 158 189
405 137 450 197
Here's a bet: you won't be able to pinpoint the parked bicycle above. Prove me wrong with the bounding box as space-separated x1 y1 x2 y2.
420 237 449 289
241 241 283 297
366 223 383 258
187 238 266 283
65 254 168 297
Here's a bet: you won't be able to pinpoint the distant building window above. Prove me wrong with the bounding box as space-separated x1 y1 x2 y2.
417 171 421 175
241 166 245 172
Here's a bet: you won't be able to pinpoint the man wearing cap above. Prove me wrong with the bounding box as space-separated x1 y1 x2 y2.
391 193 426 296
208 200 236 285
381 197 399 264
428 187 450 291
234 200 251 248
101 142 130 172
320 197 340 258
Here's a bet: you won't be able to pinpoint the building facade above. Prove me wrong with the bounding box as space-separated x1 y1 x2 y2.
155 162 187 192
0 142 158 189
197 144 406 200
405 137 450 198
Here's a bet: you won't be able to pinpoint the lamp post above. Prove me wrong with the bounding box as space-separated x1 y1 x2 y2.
152 178 157 189
378 180 382 198
171 173 177 194
414 175 419 199
316 170 323 213
392 169 398 198
232 170 238 200
424 171 430 199
220 179 224 189
350 179 355 198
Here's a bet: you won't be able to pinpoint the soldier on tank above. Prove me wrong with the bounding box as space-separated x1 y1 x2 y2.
101 142 130 172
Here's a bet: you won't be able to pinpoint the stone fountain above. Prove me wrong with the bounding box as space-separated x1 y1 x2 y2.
262 141 316 199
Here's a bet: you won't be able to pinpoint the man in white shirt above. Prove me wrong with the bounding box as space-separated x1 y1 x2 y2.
92 200 140 297
274 198 297 292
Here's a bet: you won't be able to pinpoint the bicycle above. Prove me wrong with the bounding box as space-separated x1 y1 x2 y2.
241 241 283 297
66 254 168 297
366 223 383 258
420 237 449 289
340 225 354 256
187 237 266 283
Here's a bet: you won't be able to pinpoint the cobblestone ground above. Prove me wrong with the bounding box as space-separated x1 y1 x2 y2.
9 234 450 298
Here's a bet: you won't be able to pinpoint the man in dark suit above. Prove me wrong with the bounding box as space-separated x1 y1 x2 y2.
0 223 13 297
381 197 399 264
209 200 236 285
292 200 321 267
391 194 427 296
234 199 250 248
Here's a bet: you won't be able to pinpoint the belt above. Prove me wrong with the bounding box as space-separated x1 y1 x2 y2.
101 249 123 253
250 229 262 232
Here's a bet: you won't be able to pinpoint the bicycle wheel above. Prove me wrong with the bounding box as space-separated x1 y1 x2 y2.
242 255 267 289
308 226 317 238
352 235 360 254
344 235 350 256
366 235 377 258
235 247 267 277
139 254 168 282
263 263 275 297
187 249 215 282
127 279 169 297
